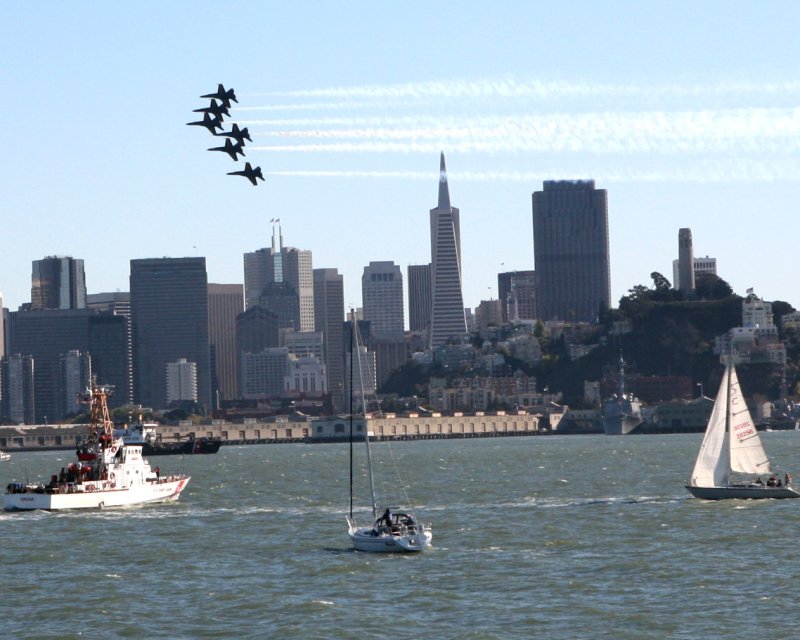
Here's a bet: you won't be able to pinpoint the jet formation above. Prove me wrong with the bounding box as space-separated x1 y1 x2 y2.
187 84 265 186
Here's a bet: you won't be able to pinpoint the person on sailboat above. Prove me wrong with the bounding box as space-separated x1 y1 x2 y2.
786 473 792 487
381 508 392 530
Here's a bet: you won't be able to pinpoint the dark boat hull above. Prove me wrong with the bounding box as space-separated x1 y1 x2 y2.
142 438 222 456
686 484 800 500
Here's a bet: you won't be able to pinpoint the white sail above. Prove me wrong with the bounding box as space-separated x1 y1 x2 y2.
690 367 730 487
727 366 772 476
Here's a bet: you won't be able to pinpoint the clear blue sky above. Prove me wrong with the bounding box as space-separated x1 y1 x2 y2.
3 1 800 317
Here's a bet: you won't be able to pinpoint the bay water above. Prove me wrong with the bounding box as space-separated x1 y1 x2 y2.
3 433 800 639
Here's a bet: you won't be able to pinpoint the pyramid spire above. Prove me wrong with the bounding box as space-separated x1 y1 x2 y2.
437 151 451 210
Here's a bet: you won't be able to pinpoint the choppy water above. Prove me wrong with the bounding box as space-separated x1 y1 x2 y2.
3 433 800 639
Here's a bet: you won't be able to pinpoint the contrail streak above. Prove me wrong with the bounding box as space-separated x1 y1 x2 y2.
243 107 800 155
244 77 800 103
265 159 800 183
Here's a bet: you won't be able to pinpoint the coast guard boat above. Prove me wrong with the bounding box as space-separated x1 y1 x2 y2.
4 385 190 511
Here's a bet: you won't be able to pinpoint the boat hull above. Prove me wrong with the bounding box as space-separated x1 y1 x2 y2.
4 477 189 511
686 484 800 500
143 438 221 456
347 519 432 553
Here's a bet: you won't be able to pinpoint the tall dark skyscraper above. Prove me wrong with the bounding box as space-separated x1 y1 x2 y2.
407 263 432 333
313 268 345 413
208 283 243 404
130 257 211 412
429 153 467 347
31 256 87 310
532 180 611 322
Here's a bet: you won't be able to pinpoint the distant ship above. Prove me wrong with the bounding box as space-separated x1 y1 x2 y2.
602 357 643 435
114 420 221 455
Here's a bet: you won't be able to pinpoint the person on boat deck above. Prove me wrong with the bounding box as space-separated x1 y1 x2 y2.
754 477 764 486
786 473 792 487
767 475 778 487
381 508 392 529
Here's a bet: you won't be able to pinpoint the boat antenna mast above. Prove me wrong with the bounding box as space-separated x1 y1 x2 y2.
82 381 114 441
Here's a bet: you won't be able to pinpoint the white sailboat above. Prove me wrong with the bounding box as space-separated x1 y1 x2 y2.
686 359 799 500
345 315 432 552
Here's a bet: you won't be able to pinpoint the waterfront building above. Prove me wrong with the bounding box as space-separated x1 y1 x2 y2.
407 263 432 334
497 271 536 323
314 268 345 413
30 256 87 310
362 261 404 338
130 257 211 413
532 180 611 322
429 153 467 347
208 283 244 404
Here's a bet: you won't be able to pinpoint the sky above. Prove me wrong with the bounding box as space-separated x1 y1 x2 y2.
3 1 800 320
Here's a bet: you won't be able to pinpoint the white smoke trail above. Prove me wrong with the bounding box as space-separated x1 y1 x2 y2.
246 77 800 102
242 107 800 155
264 158 800 183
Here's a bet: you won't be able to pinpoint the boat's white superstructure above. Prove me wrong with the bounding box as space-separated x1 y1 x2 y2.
686 359 799 500
4 385 190 511
345 315 432 553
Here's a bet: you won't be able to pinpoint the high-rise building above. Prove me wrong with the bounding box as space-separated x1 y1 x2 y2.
241 347 289 398
532 180 611 322
314 268 345 412
677 228 695 295
429 153 467 347
407 264 432 333
0 291 5 360
60 350 91 417
235 305 280 397
130 257 211 413
86 292 132 404
1 353 35 424
166 358 198 405
362 261 404 338
243 221 314 331
208 284 243 405
7 309 127 421
31 256 87 310
497 271 536 323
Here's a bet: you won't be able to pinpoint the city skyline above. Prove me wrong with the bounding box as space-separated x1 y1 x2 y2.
4 3 800 314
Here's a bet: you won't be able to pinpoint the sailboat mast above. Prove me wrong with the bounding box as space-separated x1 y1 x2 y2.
352 315 378 517
725 356 733 482
348 324 354 520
